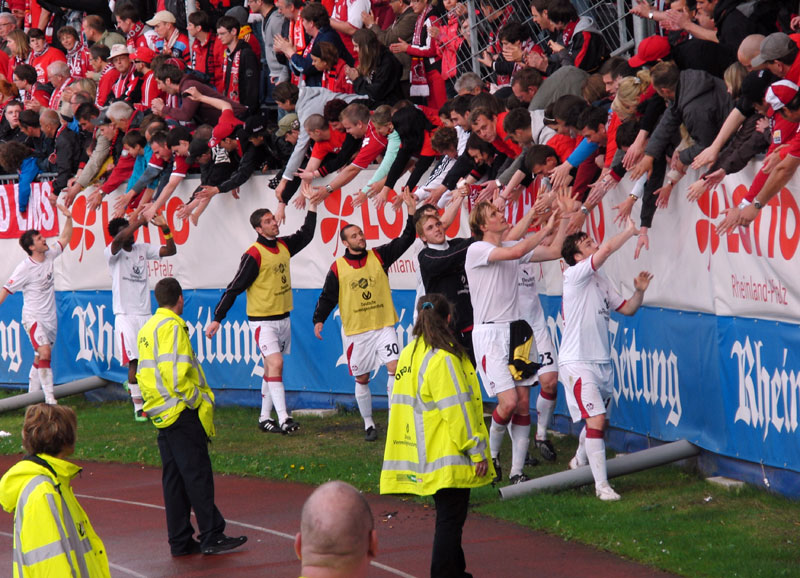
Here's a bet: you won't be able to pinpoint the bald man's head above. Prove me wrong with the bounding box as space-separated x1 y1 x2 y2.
739 34 766 71
295 481 377 577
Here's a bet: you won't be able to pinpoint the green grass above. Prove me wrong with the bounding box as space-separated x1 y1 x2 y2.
1 395 799 577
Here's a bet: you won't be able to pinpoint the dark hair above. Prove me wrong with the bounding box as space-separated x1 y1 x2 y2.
438 100 453 119
12 64 37 85
56 26 80 42
546 0 578 24
503 106 532 134
774 43 799 67
27 28 45 41
469 106 496 126
651 61 679 90
430 126 458 153
89 43 110 61
301 2 330 29
216 15 241 34
107 217 129 237
340 223 359 241
451 94 472 116
576 105 608 131
391 106 432 155
615 119 639 149
530 0 549 11
150 130 169 146
413 203 438 227
274 81 299 104
470 92 504 115
156 63 184 84
581 73 607 104
114 2 140 22
22 404 77 456
599 55 630 78
314 41 340 68
412 294 466 359
524 144 558 173
561 231 588 266
498 22 528 44
19 229 38 255
511 67 543 92
19 109 39 128
74 103 99 122
154 277 183 307
188 10 213 32
551 94 588 126
354 28 381 77
249 208 271 229
0 141 33 173
167 126 193 147
123 130 146 149
466 132 492 157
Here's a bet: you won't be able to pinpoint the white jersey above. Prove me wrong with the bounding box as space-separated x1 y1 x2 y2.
3 242 63 327
518 262 545 327
465 240 533 324
105 243 161 316
559 256 626 364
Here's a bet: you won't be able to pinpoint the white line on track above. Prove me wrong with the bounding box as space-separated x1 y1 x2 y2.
77 494 417 578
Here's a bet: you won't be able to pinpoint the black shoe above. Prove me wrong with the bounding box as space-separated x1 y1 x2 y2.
281 417 300 434
524 452 540 467
535 439 557 462
509 473 530 485
171 540 201 557
492 457 502 484
258 418 285 434
364 426 378 442
202 535 248 555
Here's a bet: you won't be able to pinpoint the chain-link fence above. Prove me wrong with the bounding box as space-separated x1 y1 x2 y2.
443 0 649 84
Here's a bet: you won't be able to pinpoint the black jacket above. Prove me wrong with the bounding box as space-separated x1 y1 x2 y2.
51 127 80 196
352 46 404 108
223 40 261 115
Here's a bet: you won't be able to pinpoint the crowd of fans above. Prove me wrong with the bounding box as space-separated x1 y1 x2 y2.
0 0 797 247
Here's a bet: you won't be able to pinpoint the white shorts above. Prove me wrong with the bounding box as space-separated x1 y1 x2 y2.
530 313 557 376
115 314 150 364
22 318 56 351
250 318 292 357
472 323 537 398
559 361 613 422
343 326 399 377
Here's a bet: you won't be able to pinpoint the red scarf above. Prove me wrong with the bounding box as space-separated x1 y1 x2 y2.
561 20 578 47
410 6 432 98
67 43 91 78
113 66 136 99
49 77 73 110
126 21 145 50
222 44 243 103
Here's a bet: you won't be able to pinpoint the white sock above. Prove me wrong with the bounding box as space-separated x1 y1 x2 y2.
489 417 508 460
576 427 587 465
586 436 608 488
38 366 56 405
268 379 289 424
508 418 531 477
128 381 144 412
355 381 374 429
386 374 395 399
28 365 41 393
536 393 556 440
260 378 274 422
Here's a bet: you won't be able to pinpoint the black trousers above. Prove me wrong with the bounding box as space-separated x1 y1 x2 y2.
431 487 472 578
157 408 226 552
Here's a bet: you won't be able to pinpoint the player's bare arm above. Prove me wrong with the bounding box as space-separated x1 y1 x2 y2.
591 216 638 270
57 204 73 249
617 271 654 316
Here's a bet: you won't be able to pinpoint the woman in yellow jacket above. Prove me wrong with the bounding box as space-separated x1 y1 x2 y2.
0 404 110 577
381 294 494 578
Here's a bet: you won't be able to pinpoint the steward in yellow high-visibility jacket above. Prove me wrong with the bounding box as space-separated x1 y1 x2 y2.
380 337 495 496
137 307 216 438
0 454 110 578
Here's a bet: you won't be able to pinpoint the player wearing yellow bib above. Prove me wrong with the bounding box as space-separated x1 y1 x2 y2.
206 201 318 434
312 190 417 442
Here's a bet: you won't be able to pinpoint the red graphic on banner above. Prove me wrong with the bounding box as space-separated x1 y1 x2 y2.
68 196 96 261
695 188 721 256
320 189 355 250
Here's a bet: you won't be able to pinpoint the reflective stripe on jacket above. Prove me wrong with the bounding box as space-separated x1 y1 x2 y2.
136 307 216 436
0 454 111 577
380 337 494 496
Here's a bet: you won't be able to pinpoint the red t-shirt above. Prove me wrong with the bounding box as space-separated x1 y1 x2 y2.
31 47 66 83
492 112 522 158
352 122 388 169
312 129 347 159
172 154 190 178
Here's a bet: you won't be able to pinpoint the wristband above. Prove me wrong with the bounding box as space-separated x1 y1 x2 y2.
648 10 654 19
737 199 751 210
164 233 173 240
495 179 502 188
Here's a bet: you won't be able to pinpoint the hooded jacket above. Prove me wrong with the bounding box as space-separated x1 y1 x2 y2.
552 16 608 73
0 455 110 577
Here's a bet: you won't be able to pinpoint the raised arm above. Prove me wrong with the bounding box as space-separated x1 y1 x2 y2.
57 204 73 249
616 271 653 316
591 216 638 270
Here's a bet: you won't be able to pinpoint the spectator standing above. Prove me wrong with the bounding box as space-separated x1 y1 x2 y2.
133 46 163 113
346 28 403 106
115 2 158 52
249 0 289 94
187 10 225 92
218 15 261 115
82 14 125 50
29 28 65 84
330 0 371 60
363 0 415 97
275 0 308 86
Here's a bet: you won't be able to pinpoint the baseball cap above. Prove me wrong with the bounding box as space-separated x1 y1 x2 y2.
244 114 268 138
628 35 670 69
146 10 176 26
58 100 74 122
134 46 155 64
765 80 800 112
187 138 210 165
90 109 111 126
109 44 132 61
276 113 299 137
751 33 795 68
739 70 779 112
209 109 244 146
225 6 249 26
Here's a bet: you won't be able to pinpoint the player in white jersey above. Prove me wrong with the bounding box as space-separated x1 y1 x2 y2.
559 218 652 501
465 201 559 485
0 206 73 404
105 214 176 421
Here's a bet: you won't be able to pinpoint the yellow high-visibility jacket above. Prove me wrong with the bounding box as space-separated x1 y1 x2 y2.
380 337 495 496
136 307 216 437
0 454 111 578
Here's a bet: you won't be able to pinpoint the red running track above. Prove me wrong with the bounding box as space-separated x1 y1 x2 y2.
0 455 675 577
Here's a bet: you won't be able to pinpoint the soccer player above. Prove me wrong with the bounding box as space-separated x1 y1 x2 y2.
559 218 652 501
464 201 557 485
105 214 177 421
206 201 319 434
312 190 417 442
0 205 73 405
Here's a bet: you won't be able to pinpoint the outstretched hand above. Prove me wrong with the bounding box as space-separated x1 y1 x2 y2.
633 271 653 291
